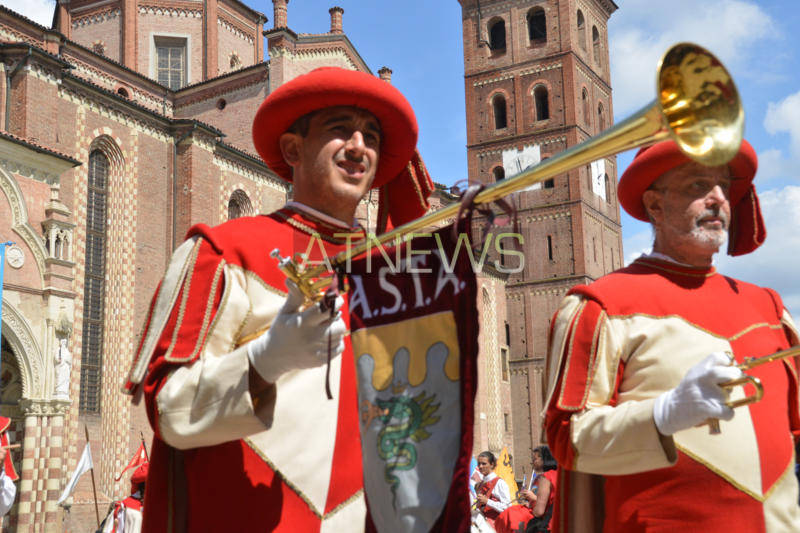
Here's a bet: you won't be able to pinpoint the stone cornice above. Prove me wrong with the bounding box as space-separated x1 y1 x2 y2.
174 64 268 107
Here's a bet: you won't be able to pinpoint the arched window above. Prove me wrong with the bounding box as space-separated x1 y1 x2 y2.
492 94 508 130
586 164 593 191
577 10 586 51
533 85 549 121
527 7 546 44
80 150 109 414
228 189 254 220
597 102 606 132
489 18 506 51
592 26 601 65
604 173 611 202
493 166 505 181
582 88 590 127
547 235 554 260
117 87 129 98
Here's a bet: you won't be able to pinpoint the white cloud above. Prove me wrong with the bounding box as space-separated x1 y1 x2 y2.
755 148 793 182
717 185 800 318
764 89 800 158
609 0 776 116
622 226 652 265
2 0 55 27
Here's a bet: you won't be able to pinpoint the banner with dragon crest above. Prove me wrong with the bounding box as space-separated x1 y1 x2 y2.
347 221 478 533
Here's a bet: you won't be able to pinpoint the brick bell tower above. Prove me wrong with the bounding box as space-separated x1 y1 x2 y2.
458 0 620 473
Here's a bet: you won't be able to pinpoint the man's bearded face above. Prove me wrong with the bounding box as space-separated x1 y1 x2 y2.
647 162 733 261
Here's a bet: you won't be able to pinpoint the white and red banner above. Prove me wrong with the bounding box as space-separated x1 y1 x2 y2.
348 222 479 533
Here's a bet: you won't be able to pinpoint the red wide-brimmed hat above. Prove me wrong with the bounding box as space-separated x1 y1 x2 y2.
252 67 432 229
618 139 765 256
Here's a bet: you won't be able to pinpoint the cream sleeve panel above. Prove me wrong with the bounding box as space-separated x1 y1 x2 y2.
568 308 677 474
156 263 284 450
157 345 267 450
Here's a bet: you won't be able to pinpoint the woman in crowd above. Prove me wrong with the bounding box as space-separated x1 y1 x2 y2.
471 450 512 531
494 445 558 533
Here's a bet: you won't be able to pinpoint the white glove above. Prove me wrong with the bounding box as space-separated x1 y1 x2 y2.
247 280 346 383
653 351 743 436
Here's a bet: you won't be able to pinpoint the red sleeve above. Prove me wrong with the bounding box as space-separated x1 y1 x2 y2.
544 299 606 470
141 238 225 437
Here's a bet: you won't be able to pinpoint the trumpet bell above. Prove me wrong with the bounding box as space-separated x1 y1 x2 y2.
658 42 744 166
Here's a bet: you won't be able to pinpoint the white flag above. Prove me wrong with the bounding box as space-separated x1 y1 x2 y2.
57 443 93 504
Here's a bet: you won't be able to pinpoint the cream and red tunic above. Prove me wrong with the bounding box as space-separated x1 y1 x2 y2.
544 257 800 533
132 205 366 532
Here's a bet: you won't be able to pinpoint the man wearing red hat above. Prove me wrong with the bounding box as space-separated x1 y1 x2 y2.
124 67 433 532
101 463 147 533
0 417 17 518
543 139 800 532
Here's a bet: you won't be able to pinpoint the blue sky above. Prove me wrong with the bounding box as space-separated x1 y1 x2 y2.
6 0 800 315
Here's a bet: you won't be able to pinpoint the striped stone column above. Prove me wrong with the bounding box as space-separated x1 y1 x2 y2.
15 399 69 533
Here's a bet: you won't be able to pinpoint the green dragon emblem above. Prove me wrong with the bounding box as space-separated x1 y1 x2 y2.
362 391 441 506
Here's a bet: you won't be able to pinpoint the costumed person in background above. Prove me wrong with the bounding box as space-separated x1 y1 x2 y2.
495 445 558 533
100 462 147 533
0 417 17 517
544 139 800 532
124 67 433 532
471 451 512 531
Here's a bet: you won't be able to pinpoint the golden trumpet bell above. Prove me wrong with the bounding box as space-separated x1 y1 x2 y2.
658 43 744 166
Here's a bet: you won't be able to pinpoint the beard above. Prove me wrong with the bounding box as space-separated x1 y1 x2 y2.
688 209 729 250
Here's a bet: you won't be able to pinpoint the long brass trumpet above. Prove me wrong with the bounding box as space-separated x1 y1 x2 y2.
277 41 744 303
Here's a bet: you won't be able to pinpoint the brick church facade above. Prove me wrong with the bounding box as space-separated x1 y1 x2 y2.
458 0 622 475
0 0 460 530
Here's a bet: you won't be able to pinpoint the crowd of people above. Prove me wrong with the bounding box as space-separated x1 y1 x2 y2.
470 447 559 533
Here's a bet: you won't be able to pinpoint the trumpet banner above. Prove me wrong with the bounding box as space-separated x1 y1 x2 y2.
348 222 478 533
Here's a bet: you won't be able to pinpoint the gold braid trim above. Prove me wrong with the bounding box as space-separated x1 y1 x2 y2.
187 261 226 361
557 300 588 411
242 438 363 520
163 241 201 361
321 488 364 521
634 258 716 278
729 322 781 341
273 211 364 244
676 444 794 501
607 312 781 345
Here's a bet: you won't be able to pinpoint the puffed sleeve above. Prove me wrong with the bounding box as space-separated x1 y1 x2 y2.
544 294 676 475
141 237 283 450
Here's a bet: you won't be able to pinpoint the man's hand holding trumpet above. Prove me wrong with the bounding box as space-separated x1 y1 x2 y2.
653 349 784 436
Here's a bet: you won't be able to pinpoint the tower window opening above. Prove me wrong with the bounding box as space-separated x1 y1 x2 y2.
577 10 587 51
528 8 546 43
533 85 549 121
493 94 508 129
582 88 591 127
592 26 601 65
489 19 506 51
598 102 606 132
